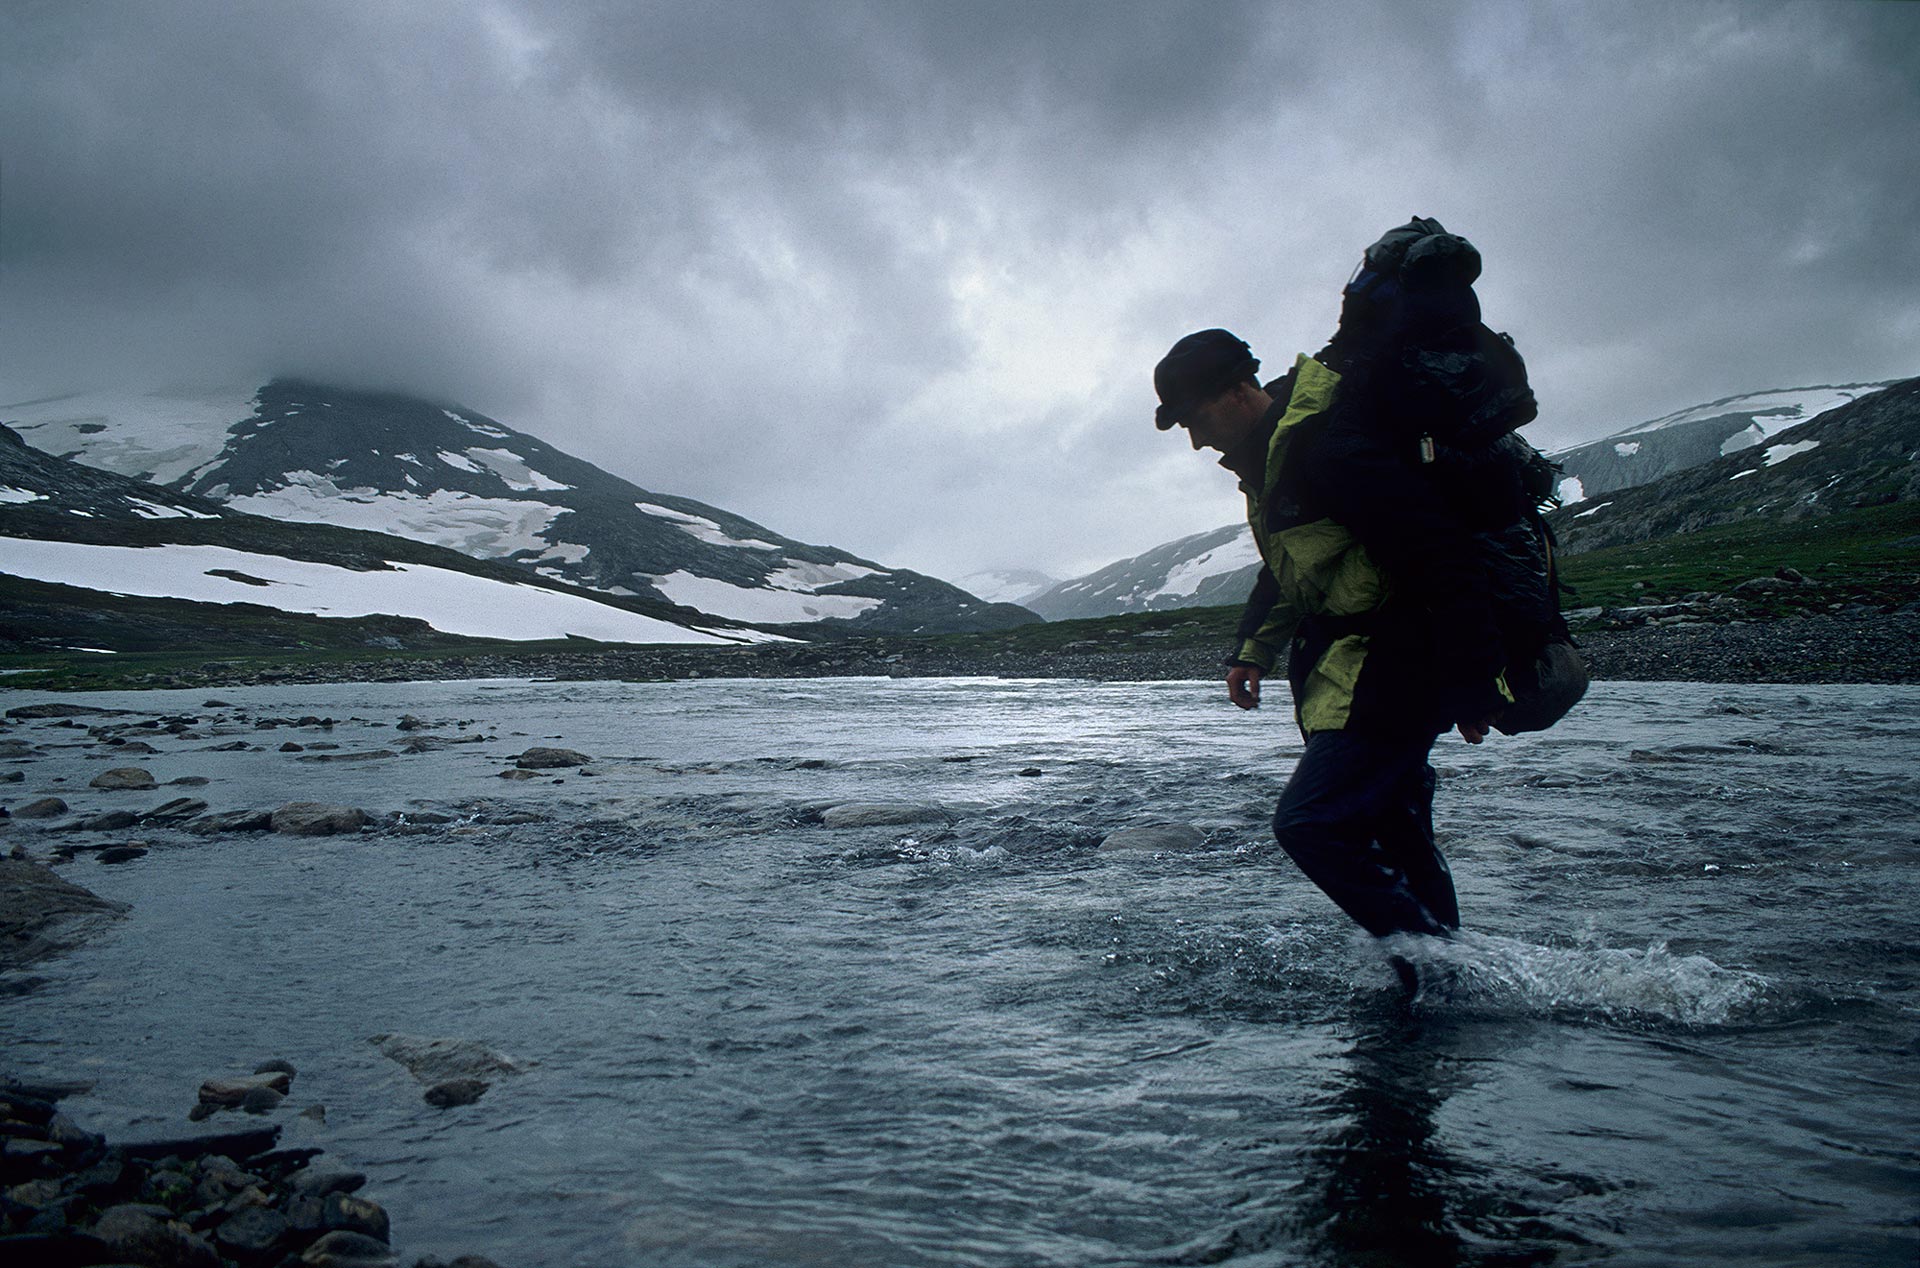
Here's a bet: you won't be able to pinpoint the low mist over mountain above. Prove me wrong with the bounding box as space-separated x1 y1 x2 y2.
2 381 1034 637
1548 381 1898 506
1547 377 1920 554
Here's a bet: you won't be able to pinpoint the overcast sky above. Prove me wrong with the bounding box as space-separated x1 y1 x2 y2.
4 1 1917 583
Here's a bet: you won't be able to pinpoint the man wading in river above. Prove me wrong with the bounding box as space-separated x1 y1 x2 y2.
1155 221 1581 958
1151 324 1515 949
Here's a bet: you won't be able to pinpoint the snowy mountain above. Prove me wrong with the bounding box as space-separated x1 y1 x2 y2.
1548 381 1899 505
952 567 1059 607
0 422 783 653
1 381 1034 635
1547 375 1920 554
1023 523 1261 621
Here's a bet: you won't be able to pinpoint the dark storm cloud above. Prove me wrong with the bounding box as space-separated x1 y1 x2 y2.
3 1 1916 579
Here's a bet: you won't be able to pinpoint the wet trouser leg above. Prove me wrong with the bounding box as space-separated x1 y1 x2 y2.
1272 729 1459 938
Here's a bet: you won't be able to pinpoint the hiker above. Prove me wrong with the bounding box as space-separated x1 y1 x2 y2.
1154 222 1581 945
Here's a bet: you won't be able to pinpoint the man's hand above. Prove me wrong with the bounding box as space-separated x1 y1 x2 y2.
1456 716 1496 744
1227 665 1263 710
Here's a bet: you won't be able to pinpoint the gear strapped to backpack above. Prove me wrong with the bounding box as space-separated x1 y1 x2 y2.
1324 216 1587 735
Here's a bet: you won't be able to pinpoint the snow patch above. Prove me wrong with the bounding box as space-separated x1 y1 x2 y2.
1556 475 1586 505
1145 528 1261 599
1729 469 1759 481
0 539 741 645
0 486 46 504
634 501 781 550
125 497 217 520
649 570 884 624
0 387 258 485
436 450 484 474
1613 441 1641 458
1763 440 1820 466
1572 501 1613 519
1719 424 1765 456
465 447 571 492
225 475 563 557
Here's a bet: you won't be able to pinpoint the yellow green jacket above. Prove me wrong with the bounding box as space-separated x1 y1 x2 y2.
1234 354 1511 735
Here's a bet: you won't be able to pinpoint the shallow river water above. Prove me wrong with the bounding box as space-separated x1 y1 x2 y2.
2 677 1917 1266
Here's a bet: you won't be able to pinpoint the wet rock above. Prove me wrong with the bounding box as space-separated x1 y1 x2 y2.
395 715 426 731
214 1205 291 1257
14 798 68 820
205 741 251 752
73 810 140 831
270 804 369 836
6 704 114 719
422 1078 489 1108
90 768 158 791
96 846 149 865
513 746 589 769
295 750 398 763
1099 822 1208 852
0 770 23 783
323 1190 391 1242
240 1085 285 1114
198 1072 294 1108
1017 767 1044 777
0 740 36 757
371 1034 530 1083
254 1059 297 1077
167 776 211 787
89 1202 221 1267
300 1229 397 1266
185 809 274 835
820 802 949 829
289 1168 366 1200
0 859 127 970
141 798 209 825
495 769 538 781
107 740 161 755
280 742 306 753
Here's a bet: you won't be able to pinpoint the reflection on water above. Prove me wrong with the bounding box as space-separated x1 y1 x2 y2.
1 677 1917 1266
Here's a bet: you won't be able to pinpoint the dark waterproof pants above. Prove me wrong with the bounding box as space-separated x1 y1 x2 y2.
1272 729 1460 938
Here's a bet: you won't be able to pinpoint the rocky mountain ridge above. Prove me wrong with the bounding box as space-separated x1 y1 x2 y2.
2 381 1034 636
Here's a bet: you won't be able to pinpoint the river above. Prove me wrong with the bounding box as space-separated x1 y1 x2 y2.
2 677 1916 1266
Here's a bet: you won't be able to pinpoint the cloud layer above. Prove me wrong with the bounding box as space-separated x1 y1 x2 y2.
5 1 1917 579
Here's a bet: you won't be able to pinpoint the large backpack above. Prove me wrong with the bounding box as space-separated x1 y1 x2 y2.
1324 217 1587 734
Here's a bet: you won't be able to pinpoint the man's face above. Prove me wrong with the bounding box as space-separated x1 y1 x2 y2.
1179 384 1257 454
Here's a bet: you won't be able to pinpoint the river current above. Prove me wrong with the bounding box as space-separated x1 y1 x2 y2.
2 677 1916 1266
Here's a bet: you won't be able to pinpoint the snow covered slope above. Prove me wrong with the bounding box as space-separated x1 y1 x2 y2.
1023 523 1260 621
1 380 1033 635
1549 381 1900 505
0 421 780 651
953 568 1059 606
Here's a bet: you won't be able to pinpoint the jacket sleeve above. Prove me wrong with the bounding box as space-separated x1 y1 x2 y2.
1301 408 1510 720
1229 564 1296 670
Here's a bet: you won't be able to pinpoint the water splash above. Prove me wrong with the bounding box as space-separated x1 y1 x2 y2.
1382 930 1770 1027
